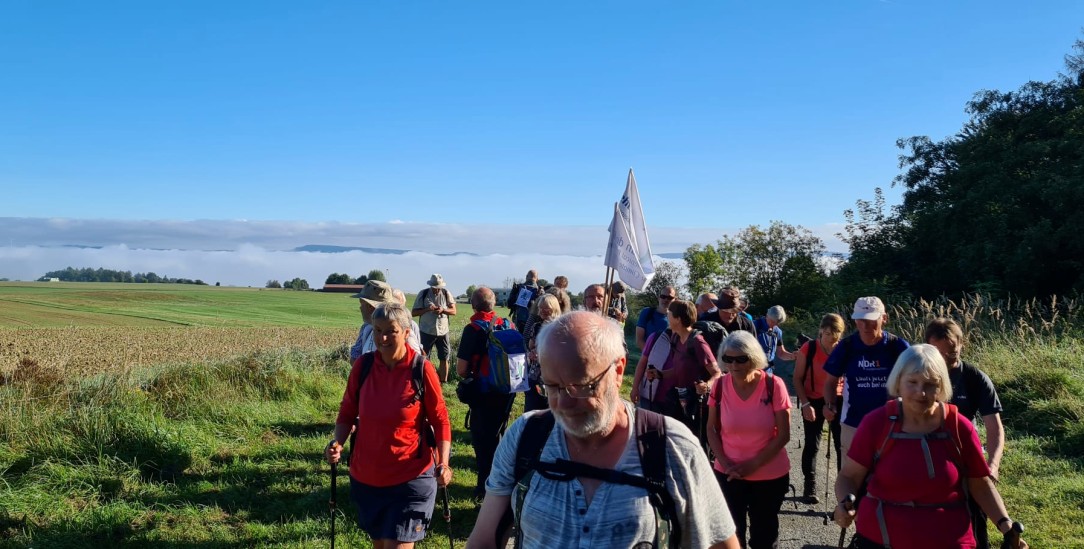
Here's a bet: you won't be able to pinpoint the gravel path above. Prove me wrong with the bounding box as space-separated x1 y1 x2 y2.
773 394 849 549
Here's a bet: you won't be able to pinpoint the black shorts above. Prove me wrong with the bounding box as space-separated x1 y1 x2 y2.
420 332 451 361
349 467 437 542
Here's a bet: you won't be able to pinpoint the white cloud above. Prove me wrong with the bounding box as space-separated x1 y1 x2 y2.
0 217 850 290
0 244 615 293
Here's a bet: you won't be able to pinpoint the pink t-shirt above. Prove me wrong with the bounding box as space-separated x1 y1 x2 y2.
709 372 791 481
849 405 990 548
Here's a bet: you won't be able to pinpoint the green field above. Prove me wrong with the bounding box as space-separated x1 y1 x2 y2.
0 282 367 328
1 283 1081 547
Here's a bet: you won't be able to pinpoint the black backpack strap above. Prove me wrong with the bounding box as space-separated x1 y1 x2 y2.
804 340 818 395
412 354 437 457
762 371 775 406
635 408 681 549
348 353 377 465
497 411 556 548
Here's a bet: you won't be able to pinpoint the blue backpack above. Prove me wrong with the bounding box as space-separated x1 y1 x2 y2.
471 317 529 394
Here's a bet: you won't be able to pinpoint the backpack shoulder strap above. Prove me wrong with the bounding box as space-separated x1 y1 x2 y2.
411 353 426 403
804 340 818 395
872 398 903 469
762 371 776 406
412 353 437 457
354 352 377 404
635 408 681 548
501 411 557 548
941 403 966 471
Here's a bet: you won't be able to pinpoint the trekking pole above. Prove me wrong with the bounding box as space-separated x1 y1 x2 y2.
433 448 454 549
441 485 453 549
329 460 338 549
824 426 833 518
837 494 855 548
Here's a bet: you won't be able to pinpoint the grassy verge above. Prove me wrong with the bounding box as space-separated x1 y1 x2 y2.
2 332 1081 546
0 347 476 548
972 339 1084 547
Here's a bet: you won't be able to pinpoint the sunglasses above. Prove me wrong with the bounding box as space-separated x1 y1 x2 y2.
659 295 675 301
719 355 750 364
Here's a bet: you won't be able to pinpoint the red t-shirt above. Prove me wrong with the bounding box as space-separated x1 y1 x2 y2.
709 372 792 481
849 405 991 548
335 347 452 487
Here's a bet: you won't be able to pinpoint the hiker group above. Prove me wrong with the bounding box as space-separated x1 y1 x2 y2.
324 271 1028 549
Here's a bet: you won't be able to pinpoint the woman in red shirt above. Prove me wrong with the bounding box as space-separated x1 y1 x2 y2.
792 313 846 503
834 344 1027 549
325 302 452 548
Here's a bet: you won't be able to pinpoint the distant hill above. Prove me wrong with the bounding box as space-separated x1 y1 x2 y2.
293 244 478 257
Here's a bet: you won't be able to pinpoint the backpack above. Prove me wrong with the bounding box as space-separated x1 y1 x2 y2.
712 370 776 411
347 352 435 465
802 340 818 396
497 409 681 549
419 287 452 310
861 398 970 548
470 317 529 394
870 398 967 478
691 320 727 358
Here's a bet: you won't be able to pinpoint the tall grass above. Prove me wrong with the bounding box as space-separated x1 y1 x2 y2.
2 296 1082 547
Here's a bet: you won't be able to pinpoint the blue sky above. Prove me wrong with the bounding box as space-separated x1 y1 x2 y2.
2 1 1081 238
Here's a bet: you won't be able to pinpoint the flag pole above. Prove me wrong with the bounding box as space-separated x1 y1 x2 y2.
603 267 614 314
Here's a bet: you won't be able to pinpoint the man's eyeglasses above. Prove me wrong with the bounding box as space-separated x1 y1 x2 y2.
541 363 615 399
720 355 750 364
659 295 676 301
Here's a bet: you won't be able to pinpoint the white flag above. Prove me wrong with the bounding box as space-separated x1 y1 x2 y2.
604 169 656 290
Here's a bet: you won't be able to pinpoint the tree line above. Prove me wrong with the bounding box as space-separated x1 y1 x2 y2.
40 267 208 286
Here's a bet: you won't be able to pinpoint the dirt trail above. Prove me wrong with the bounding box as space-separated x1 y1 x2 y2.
773 395 849 549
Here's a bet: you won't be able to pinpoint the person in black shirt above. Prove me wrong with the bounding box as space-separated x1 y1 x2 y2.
925 317 1005 549
711 290 757 336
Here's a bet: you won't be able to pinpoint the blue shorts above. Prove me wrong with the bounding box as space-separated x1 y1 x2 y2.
349 467 437 542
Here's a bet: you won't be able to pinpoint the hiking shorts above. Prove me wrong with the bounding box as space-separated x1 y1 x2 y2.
349 467 436 542
420 332 451 361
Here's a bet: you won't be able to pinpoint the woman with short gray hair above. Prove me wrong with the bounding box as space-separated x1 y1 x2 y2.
707 331 792 549
834 344 1028 549
753 305 796 374
325 301 453 549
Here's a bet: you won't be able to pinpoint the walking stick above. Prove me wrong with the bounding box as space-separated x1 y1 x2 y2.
433 448 454 549
837 494 855 548
441 485 453 549
824 425 833 519
330 460 338 549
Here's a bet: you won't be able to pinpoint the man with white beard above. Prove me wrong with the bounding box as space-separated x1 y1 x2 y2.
466 311 739 549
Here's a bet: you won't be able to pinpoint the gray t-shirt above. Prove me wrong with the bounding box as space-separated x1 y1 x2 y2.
486 401 736 548
412 287 453 336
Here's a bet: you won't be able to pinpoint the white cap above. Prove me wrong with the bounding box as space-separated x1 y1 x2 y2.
851 296 885 320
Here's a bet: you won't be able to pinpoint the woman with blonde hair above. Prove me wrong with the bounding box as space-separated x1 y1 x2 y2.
792 313 846 503
834 344 1027 549
523 293 564 412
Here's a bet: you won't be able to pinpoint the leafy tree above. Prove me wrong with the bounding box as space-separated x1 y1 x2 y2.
266 280 282 289
683 243 734 298
367 269 387 282
537 278 550 289
726 222 826 311
464 284 478 299
325 273 352 285
844 37 1084 299
629 260 686 313
354 274 369 285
